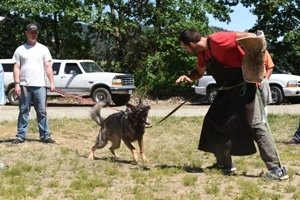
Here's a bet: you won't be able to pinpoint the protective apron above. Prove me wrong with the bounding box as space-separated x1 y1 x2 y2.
198 38 257 157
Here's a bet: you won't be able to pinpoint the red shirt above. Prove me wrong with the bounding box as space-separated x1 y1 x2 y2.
197 32 245 68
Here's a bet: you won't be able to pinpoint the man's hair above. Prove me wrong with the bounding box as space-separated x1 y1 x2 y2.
179 29 202 46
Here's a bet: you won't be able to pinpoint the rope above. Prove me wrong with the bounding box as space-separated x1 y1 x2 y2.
46 87 120 111
47 81 246 128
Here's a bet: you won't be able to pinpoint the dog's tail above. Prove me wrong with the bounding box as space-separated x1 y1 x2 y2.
90 102 106 126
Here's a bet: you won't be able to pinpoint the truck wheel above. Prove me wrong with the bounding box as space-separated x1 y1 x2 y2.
206 87 218 104
270 86 283 105
92 88 112 105
8 88 19 105
112 94 130 106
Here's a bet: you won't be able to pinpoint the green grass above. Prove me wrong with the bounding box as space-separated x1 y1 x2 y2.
0 114 300 199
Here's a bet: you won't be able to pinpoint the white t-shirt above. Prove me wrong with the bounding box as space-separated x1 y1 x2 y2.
12 42 52 87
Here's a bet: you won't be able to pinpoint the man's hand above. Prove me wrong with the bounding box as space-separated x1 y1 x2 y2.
256 82 262 87
176 75 193 85
49 83 56 92
15 84 21 96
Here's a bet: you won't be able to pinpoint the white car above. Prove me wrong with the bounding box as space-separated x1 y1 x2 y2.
194 66 300 105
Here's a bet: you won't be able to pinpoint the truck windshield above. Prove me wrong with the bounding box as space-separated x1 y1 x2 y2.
80 62 104 73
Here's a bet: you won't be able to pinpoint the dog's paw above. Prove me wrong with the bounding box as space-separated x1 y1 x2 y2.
132 161 138 165
141 155 149 163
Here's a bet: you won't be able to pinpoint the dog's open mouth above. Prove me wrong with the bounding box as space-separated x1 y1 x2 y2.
142 111 151 125
144 116 151 125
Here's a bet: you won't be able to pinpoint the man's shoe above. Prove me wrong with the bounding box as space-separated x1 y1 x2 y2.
40 138 56 144
264 167 289 181
0 161 9 170
206 163 236 173
12 138 25 144
285 138 300 145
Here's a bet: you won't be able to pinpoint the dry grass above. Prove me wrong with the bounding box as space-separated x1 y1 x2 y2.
0 114 300 200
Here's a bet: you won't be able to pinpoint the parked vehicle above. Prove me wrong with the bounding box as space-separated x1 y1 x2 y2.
194 66 300 105
2 59 136 106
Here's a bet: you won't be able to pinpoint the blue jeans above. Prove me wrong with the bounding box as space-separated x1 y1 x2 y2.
0 64 6 105
16 86 51 141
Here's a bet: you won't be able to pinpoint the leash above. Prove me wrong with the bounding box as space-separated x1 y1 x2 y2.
145 94 199 128
46 87 120 111
47 81 246 128
146 81 247 128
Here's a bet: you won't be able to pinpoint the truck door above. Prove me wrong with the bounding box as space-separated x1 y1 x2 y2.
59 62 86 95
46 62 61 95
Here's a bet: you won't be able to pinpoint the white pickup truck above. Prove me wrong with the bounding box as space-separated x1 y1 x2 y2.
1 59 136 106
194 66 300 105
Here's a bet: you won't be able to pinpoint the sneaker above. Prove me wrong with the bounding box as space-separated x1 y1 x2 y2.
0 161 9 170
206 163 237 173
285 138 300 145
12 138 25 144
40 138 56 144
264 167 289 181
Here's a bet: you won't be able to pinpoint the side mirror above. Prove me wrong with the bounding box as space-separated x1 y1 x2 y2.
70 70 76 75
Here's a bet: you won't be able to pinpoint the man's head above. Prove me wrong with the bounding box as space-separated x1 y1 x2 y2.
179 29 203 56
25 23 38 44
0 16 6 25
179 29 202 46
25 23 38 31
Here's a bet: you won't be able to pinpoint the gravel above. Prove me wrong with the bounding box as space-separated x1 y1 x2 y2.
1 99 300 121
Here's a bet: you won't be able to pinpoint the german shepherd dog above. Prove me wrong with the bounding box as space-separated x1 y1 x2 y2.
88 100 151 164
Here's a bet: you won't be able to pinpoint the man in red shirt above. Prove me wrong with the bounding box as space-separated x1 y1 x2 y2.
176 29 288 181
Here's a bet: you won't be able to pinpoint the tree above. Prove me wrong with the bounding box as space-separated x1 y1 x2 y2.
0 0 92 59
0 0 236 98
241 0 300 73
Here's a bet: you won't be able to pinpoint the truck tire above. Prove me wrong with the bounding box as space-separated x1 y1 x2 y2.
8 88 19 105
112 94 130 106
270 86 284 105
92 88 112 105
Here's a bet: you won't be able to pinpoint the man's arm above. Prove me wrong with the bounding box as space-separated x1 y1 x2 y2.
265 67 273 79
265 50 274 79
13 63 21 96
176 66 206 85
44 61 55 91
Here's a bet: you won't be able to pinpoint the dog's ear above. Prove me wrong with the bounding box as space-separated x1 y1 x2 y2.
145 105 151 111
138 98 143 105
126 103 135 113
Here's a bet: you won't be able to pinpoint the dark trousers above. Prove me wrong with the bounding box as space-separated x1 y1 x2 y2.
215 94 280 170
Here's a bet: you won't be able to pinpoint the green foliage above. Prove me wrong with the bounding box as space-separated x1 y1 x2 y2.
241 0 300 74
2 0 299 96
271 30 300 74
0 0 232 98
182 174 198 186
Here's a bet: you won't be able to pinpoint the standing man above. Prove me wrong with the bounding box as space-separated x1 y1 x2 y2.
12 23 56 144
176 29 288 181
0 15 9 170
